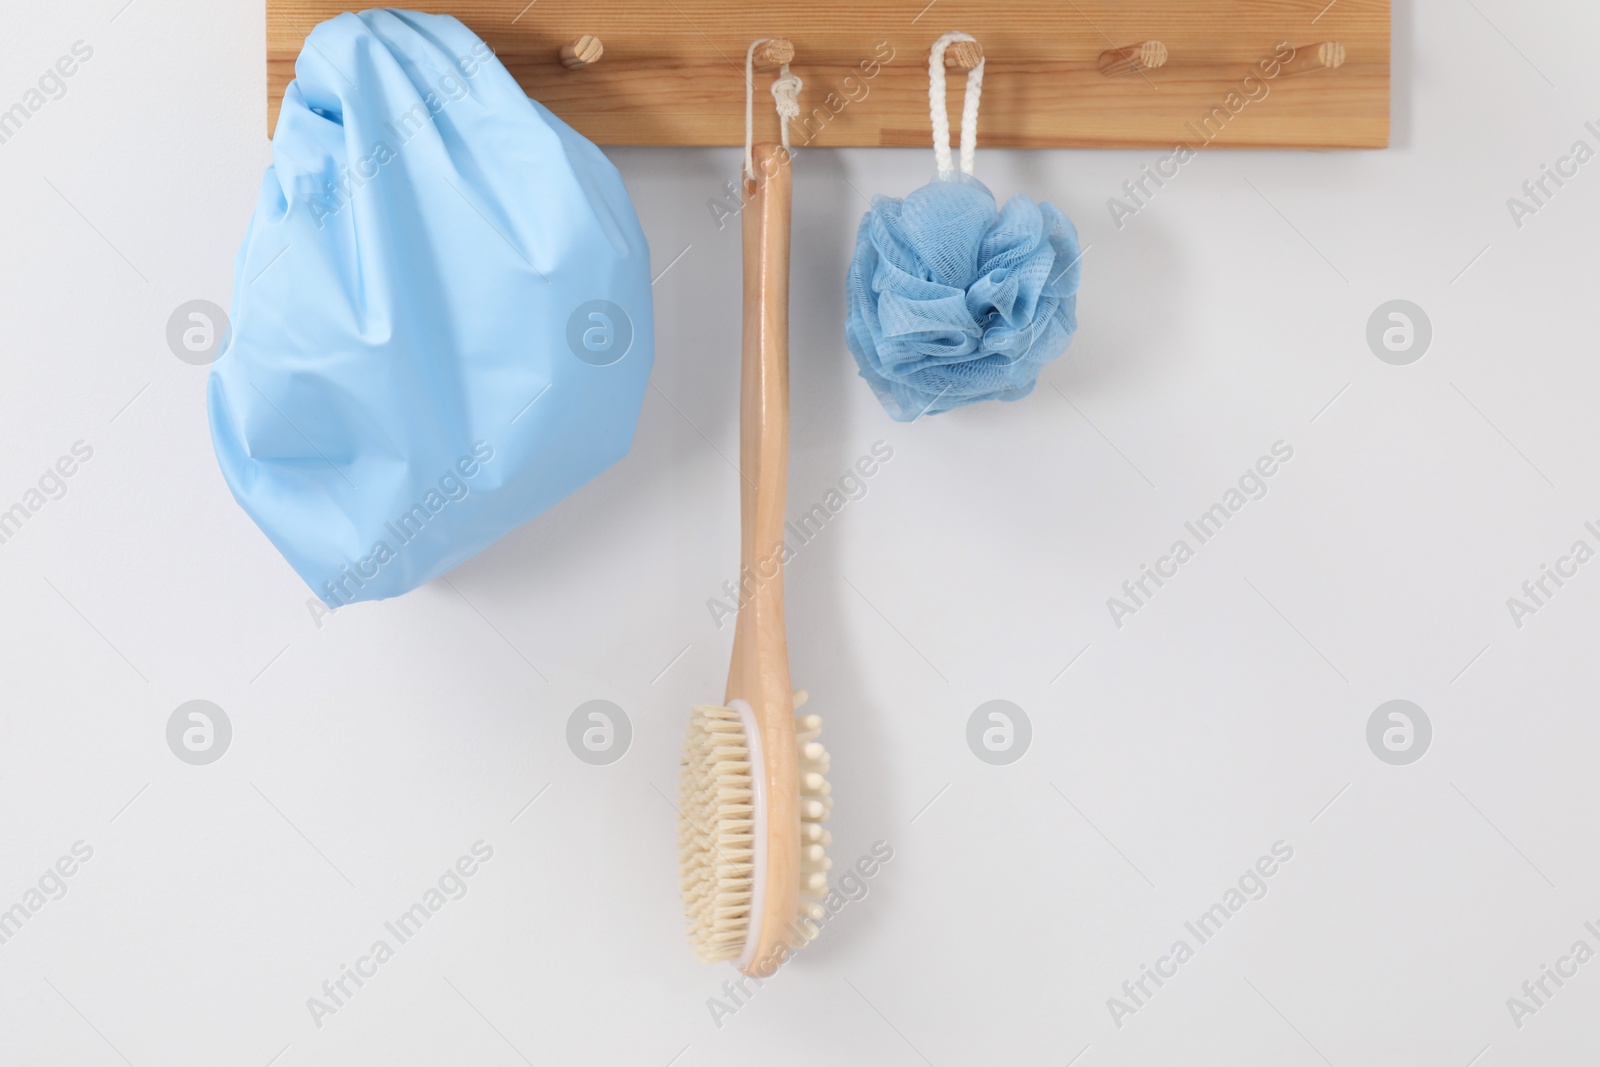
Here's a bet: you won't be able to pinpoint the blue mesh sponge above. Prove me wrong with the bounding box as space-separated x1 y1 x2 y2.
845 174 1080 421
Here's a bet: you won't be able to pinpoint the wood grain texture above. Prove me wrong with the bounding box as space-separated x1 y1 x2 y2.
265 1 1389 148
727 144 798 975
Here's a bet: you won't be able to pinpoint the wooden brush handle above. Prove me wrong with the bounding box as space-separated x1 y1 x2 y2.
728 143 799 973
727 143 793 710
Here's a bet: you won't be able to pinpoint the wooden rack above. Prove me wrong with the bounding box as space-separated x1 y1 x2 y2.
265 1 1389 148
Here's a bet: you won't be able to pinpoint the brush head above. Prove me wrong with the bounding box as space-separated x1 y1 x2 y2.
679 691 831 965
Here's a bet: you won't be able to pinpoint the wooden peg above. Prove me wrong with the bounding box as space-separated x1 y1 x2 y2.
559 35 603 70
1278 41 1345 76
752 38 795 70
1098 40 1167 76
943 39 983 70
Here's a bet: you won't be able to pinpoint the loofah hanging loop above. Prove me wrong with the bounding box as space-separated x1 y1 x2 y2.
928 31 984 180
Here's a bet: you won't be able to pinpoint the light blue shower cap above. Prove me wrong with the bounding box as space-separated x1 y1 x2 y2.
845 174 1080 421
208 9 652 608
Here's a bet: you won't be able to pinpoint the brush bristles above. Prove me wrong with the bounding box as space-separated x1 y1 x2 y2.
680 693 831 962
679 703 755 961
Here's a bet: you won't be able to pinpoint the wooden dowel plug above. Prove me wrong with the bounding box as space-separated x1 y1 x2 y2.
1279 41 1345 76
943 39 983 70
752 38 795 70
559 35 604 70
1098 40 1167 76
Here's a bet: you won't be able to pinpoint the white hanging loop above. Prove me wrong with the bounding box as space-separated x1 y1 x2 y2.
746 39 803 181
928 32 984 179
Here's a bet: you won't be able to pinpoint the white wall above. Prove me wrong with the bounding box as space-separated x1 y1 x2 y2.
2 2 1597 1064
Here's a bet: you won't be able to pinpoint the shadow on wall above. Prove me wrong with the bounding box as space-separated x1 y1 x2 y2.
778 144 892 963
